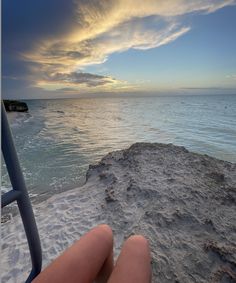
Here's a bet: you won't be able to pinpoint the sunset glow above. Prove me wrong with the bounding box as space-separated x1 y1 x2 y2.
2 0 236 98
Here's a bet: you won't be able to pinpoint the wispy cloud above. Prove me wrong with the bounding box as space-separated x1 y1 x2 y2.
226 74 236 80
3 0 236 96
181 87 234 90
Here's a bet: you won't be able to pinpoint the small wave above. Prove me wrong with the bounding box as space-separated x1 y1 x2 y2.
52 110 65 114
8 112 33 128
148 127 160 132
23 113 33 123
72 126 80 132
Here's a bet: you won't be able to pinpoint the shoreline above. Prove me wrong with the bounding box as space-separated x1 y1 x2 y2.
2 143 236 282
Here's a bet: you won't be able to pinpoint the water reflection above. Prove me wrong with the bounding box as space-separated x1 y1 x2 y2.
1 95 236 199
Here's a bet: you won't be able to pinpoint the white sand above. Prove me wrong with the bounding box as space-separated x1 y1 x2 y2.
1 143 236 283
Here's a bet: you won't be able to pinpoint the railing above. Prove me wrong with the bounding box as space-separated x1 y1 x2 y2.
1 101 42 282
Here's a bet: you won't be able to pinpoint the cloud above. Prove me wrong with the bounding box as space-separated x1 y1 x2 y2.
2 0 236 96
24 0 236 70
226 74 236 80
70 0 235 42
57 87 78 92
181 87 233 90
40 71 117 87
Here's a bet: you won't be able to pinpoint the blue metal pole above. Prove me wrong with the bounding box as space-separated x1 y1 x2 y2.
1 101 42 282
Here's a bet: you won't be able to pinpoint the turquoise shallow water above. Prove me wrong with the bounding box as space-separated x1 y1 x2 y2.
2 94 236 199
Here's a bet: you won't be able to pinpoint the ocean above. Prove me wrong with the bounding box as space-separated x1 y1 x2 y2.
2 94 236 201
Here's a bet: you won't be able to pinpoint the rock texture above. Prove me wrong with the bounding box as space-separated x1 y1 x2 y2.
87 143 236 282
2 143 236 283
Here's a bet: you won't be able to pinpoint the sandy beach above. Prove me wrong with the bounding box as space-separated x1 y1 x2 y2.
1 143 236 283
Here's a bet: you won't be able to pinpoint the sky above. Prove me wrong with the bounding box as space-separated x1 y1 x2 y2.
2 0 236 99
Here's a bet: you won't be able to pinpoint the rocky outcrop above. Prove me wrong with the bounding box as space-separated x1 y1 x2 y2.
89 143 236 282
3 100 28 112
